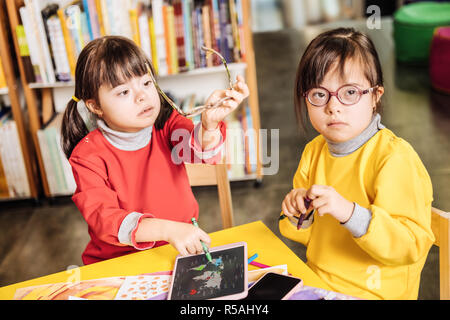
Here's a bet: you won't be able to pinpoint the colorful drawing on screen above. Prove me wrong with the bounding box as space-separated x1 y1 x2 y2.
169 246 246 300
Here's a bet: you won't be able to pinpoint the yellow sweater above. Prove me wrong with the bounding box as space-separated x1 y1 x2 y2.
279 128 434 300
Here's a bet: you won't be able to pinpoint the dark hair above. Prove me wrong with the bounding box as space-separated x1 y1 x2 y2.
61 36 172 158
294 28 384 130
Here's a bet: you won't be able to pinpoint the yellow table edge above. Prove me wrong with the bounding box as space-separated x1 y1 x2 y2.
0 220 331 299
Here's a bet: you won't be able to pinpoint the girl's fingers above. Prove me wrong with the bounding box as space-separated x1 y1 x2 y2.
281 201 289 216
282 199 295 217
306 184 327 200
311 196 327 210
206 90 226 105
186 243 197 255
294 195 307 214
225 100 238 109
233 76 249 95
236 83 249 97
316 204 332 217
177 245 188 256
194 240 204 254
199 232 211 246
236 74 244 83
226 89 244 101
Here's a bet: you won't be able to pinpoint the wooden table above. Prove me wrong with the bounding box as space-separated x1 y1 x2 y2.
0 221 330 299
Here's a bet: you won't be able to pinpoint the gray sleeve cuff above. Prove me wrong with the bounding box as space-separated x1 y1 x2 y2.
342 203 372 238
118 212 144 246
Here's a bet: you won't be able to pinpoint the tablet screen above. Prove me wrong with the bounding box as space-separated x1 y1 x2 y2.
169 244 246 300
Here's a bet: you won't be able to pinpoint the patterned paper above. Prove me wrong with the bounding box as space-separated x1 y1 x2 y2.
114 275 171 300
13 277 125 300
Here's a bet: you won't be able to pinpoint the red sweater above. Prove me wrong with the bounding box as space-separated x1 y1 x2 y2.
69 112 226 265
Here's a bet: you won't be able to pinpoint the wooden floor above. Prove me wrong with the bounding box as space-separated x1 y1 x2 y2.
0 19 448 299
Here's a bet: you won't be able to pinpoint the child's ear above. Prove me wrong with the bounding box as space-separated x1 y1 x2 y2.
372 86 384 111
375 86 384 103
85 99 103 117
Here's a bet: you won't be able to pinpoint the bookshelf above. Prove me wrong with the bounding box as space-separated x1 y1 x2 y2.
0 1 39 201
6 0 262 198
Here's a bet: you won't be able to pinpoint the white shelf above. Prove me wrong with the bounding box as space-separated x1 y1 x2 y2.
27 63 247 89
161 63 246 79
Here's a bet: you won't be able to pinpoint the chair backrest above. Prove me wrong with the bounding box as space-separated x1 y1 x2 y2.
185 163 234 229
431 207 450 300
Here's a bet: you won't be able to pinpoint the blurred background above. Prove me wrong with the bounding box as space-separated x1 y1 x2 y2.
1 0 449 300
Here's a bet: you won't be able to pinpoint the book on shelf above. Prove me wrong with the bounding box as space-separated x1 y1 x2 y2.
17 0 246 83
82 0 101 40
37 112 77 196
235 0 245 61
206 0 220 66
181 0 195 70
163 3 178 75
129 5 140 45
152 0 169 75
0 61 6 88
0 150 9 198
218 0 233 64
0 103 10 198
136 3 152 58
201 4 213 67
173 0 187 72
56 4 77 77
0 105 31 199
46 12 72 82
14 24 36 83
24 0 56 84
19 6 45 83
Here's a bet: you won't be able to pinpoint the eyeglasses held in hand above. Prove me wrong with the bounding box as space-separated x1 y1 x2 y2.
146 46 234 118
303 85 379 107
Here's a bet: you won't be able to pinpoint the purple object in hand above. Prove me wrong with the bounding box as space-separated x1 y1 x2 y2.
297 197 312 230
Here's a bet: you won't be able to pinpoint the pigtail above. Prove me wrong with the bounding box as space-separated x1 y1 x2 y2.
61 99 89 159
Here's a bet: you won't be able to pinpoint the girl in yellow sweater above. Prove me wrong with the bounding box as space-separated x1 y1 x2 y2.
279 28 435 300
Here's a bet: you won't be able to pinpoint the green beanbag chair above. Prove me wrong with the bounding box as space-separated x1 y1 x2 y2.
394 2 450 64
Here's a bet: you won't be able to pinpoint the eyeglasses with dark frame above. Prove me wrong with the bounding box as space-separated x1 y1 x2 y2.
303 84 379 107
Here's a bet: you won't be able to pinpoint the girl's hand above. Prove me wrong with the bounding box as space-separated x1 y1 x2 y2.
306 185 355 223
166 221 211 256
282 188 310 218
201 75 249 130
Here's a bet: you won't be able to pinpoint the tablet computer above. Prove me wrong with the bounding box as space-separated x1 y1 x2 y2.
168 242 248 300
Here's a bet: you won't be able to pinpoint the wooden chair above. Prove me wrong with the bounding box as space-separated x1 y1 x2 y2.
185 163 234 229
431 207 450 300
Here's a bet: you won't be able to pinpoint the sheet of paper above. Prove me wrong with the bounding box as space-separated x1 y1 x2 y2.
13 277 125 300
248 264 288 283
114 275 171 300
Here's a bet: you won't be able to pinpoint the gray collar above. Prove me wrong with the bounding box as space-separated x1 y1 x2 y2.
97 119 152 151
325 113 385 157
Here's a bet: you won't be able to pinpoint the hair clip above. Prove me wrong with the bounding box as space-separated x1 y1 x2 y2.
72 96 80 103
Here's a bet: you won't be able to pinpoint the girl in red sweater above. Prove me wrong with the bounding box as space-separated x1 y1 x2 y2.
61 36 248 265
